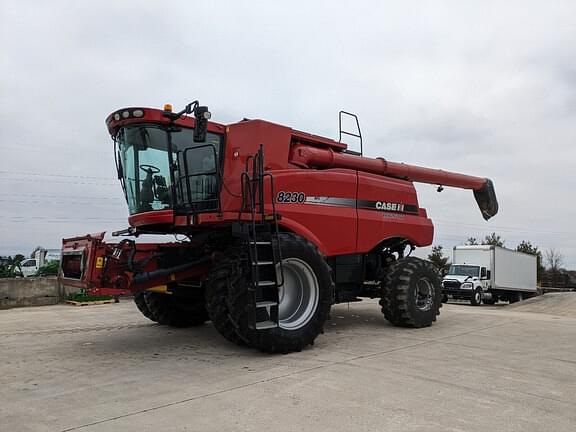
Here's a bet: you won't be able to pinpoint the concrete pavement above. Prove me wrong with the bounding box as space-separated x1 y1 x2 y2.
1 295 575 432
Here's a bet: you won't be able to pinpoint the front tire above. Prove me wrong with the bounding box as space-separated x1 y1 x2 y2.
144 291 209 327
134 291 157 322
379 257 442 328
205 252 248 347
470 288 483 306
220 233 334 353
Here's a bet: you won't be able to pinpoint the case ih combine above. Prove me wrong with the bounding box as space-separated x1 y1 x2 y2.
59 101 498 353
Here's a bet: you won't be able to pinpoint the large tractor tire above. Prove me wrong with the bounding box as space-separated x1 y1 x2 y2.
379 257 442 328
209 233 333 354
204 252 248 347
134 291 157 322
144 291 209 327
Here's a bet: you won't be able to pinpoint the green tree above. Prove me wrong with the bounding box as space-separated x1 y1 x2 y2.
428 245 451 275
0 257 10 278
516 240 544 282
0 256 23 278
466 237 478 245
35 260 60 277
482 232 505 247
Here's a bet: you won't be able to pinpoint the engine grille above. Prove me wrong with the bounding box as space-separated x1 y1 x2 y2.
443 280 461 289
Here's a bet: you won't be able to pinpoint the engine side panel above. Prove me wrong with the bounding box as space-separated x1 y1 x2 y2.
356 172 434 252
270 169 433 256
272 169 358 256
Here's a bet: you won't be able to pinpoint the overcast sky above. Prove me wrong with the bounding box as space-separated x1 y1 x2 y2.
1 1 575 267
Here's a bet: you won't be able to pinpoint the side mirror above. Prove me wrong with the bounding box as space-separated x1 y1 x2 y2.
486 270 491 279
193 106 211 142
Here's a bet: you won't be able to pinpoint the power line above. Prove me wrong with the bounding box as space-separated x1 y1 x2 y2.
0 215 126 222
434 219 575 236
0 199 124 206
0 177 117 186
0 193 123 201
0 170 115 181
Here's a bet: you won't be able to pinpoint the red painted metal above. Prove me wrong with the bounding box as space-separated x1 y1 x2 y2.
60 105 496 295
105 107 226 136
289 144 487 191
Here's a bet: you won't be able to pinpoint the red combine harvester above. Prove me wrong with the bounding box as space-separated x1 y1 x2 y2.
59 102 498 353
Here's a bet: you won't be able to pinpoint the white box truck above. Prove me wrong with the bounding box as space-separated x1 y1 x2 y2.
442 245 537 305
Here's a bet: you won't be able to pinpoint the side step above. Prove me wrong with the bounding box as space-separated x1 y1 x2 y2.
255 320 278 330
249 234 280 330
233 223 282 331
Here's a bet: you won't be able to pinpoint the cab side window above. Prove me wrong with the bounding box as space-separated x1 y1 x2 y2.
481 267 487 279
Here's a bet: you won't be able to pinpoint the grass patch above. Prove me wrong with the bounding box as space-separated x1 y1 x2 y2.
68 293 114 302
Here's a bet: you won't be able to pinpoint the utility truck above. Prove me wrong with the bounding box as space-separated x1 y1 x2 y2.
442 245 537 305
59 101 498 353
20 249 61 277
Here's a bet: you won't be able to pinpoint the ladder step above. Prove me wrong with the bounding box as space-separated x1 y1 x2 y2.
253 261 274 266
257 280 276 287
254 320 278 330
256 300 278 308
250 241 272 245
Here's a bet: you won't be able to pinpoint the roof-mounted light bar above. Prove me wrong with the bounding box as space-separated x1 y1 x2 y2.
112 108 146 122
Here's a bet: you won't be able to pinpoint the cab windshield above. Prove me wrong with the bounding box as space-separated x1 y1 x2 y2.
116 125 222 215
447 265 480 277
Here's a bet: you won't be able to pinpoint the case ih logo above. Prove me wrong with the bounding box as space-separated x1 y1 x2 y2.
376 202 405 212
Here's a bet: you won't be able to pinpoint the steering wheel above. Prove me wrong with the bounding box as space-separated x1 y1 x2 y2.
139 164 160 175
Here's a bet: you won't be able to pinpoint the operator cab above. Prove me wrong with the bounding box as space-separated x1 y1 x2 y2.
109 104 224 217
446 265 488 280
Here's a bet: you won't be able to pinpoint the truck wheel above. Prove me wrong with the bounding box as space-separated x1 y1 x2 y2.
144 291 209 327
441 294 449 303
379 257 442 328
204 252 248 347
133 291 157 322
230 233 334 354
482 295 497 305
507 292 521 304
470 288 482 306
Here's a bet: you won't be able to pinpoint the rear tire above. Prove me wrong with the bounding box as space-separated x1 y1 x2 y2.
134 291 157 322
144 291 209 327
379 257 442 328
470 288 483 306
507 292 521 304
482 295 497 305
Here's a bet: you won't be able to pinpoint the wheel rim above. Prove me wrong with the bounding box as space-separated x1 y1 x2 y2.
415 277 434 311
277 258 319 330
475 291 481 303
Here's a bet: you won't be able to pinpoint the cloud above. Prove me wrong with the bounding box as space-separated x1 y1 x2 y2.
1 0 575 267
